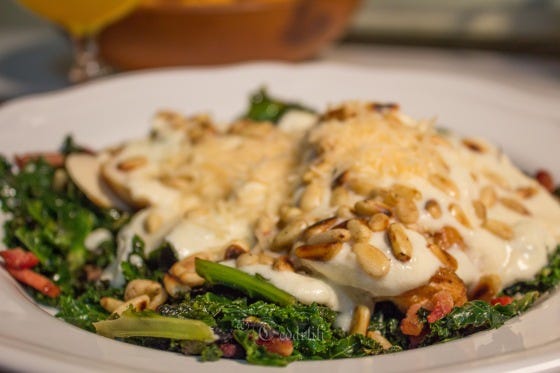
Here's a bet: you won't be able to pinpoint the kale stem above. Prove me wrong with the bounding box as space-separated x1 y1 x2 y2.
195 258 296 306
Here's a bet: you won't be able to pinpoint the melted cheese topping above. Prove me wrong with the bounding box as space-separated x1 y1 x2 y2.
101 103 559 305
288 103 560 297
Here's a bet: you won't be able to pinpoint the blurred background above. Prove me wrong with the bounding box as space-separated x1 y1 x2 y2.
0 0 559 101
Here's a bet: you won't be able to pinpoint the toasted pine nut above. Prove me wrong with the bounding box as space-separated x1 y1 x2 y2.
279 205 303 224
387 223 412 262
52 169 68 191
425 199 442 219
433 226 466 251
370 188 397 207
272 256 294 272
428 243 458 270
472 200 487 221
395 199 419 225
366 330 392 350
368 213 390 232
349 305 371 336
112 295 150 316
448 203 471 228
170 253 212 287
163 274 190 298
483 170 511 190
429 174 459 198
347 219 372 242
117 156 148 171
462 138 486 153
515 186 538 199
294 242 343 261
271 219 307 252
257 252 275 266
479 185 497 207
354 199 392 217
347 177 377 195
307 228 351 245
299 181 325 212
336 205 354 219
125 279 168 310
302 217 338 241
100 297 123 313
500 197 530 216
332 170 350 188
236 252 260 267
330 186 351 207
161 176 190 190
224 240 249 260
353 242 390 278
392 184 422 201
144 212 163 234
483 219 514 240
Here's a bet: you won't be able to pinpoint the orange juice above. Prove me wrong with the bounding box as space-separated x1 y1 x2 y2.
19 0 138 37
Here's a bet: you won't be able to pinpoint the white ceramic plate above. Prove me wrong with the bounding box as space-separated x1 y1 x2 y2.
0 63 559 373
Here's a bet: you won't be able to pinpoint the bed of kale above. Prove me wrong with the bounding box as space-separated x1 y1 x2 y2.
0 91 559 366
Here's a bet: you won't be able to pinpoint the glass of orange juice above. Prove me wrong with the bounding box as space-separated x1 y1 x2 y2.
18 0 138 83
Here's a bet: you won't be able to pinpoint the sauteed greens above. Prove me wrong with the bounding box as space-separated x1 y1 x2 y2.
0 92 559 366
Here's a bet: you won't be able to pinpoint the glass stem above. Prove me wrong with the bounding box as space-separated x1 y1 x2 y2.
69 35 108 84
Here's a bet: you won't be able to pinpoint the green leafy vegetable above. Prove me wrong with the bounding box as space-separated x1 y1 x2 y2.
233 329 295 367
94 309 216 342
195 259 296 306
159 291 386 365
121 237 176 283
419 291 538 346
0 155 128 303
56 283 121 331
369 301 407 349
242 88 315 123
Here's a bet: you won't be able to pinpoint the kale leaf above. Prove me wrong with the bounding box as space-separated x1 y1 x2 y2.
56 282 122 331
121 236 176 283
159 291 385 365
242 88 315 123
0 155 129 304
419 291 538 347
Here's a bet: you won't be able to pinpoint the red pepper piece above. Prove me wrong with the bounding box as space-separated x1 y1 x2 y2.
0 248 40 269
490 296 513 306
6 268 60 298
427 291 454 323
14 152 65 169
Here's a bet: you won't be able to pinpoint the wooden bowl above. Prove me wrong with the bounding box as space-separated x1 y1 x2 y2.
98 0 360 69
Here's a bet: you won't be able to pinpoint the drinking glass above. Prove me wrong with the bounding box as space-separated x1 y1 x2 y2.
18 0 138 83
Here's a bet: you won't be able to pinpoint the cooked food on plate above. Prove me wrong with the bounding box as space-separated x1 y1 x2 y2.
0 90 559 366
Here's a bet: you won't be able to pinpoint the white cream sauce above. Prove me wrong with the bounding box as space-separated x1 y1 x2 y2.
302 229 442 297
84 228 112 252
237 264 361 330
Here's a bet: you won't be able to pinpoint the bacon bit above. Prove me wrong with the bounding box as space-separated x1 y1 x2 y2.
407 329 428 349
14 152 65 169
427 291 454 323
400 303 425 336
6 268 60 298
535 170 554 192
490 296 514 306
219 343 245 359
83 264 102 282
0 248 39 269
257 336 294 357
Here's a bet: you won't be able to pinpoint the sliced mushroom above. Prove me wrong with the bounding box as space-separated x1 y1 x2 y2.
65 153 130 211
